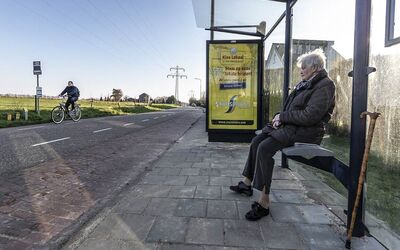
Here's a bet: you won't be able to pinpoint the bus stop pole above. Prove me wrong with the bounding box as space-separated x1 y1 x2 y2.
36 74 40 115
281 0 293 168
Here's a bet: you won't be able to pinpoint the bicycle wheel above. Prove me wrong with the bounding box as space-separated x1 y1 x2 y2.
51 106 65 124
70 106 82 122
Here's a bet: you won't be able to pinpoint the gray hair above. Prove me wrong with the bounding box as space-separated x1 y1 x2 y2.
296 48 326 71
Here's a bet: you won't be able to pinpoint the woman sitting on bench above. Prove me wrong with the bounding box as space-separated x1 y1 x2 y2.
230 48 336 221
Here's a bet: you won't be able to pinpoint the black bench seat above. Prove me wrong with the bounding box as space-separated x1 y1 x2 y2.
282 143 349 189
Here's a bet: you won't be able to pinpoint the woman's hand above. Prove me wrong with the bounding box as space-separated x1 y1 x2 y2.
272 114 281 129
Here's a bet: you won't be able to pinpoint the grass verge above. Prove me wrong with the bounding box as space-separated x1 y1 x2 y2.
0 96 178 128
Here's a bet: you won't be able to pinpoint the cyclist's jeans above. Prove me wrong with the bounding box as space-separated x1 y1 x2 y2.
66 97 78 111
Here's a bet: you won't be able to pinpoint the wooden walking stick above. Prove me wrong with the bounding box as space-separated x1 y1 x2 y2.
345 111 380 249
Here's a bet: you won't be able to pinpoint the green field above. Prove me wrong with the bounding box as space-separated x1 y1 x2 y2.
0 96 179 128
301 135 400 234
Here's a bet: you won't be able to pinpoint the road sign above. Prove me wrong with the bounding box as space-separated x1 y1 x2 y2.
36 86 42 97
33 61 42 75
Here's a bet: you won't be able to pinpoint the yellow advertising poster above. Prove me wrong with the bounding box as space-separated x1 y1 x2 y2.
208 42 259 130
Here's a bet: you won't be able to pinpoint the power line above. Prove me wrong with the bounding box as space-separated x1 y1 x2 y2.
114 0 170 68
86 0 168 71
12 0 128 65
167 65 187 101
42 0 130 64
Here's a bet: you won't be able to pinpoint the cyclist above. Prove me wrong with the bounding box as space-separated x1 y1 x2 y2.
59 81 80 114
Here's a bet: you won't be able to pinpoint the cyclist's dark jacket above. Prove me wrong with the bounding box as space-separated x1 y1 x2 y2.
60 86 80 98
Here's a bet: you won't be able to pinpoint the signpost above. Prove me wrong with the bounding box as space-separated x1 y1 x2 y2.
206 40 263 142
33 61 42 115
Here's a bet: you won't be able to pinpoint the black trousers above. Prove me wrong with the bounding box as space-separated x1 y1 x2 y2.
65 97 78 111
242 133 290 194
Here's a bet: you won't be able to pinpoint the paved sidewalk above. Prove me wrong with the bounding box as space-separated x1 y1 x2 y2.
68 114 386 250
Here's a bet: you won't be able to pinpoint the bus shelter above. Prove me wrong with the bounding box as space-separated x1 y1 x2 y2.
192 0 389 242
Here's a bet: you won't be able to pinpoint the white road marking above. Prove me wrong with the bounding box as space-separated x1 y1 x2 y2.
31 137 70 147
18 126 44 131
142 119 149 122
93 128 112 133
123 123 134 126
153 117 159 119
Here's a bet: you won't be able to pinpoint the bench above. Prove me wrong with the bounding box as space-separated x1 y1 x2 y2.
281 143 349 189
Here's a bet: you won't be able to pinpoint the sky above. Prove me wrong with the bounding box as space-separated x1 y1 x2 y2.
0 0 362 102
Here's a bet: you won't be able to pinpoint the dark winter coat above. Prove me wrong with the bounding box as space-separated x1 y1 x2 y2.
60 86 80 98
269 69 335 145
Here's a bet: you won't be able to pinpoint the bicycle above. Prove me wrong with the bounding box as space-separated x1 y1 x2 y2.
51 96 82 124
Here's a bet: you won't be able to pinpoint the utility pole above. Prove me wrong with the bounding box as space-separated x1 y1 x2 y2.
167 65 187 101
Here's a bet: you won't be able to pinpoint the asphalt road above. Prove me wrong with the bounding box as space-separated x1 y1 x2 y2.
0 107 205 248
0 107 202 175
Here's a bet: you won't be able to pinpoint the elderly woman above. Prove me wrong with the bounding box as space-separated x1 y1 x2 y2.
230 48 335 221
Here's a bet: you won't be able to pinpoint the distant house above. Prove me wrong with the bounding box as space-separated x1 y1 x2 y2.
265 39 345 73
139 93 150 103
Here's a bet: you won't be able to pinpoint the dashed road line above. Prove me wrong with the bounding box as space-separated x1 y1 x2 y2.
18 126 45 131
31 137 70 147
123 123 134 127
153 117 159 119
93 128 112 133
142 119 149 122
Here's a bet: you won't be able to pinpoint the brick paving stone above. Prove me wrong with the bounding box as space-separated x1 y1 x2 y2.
220 188 252 202
139 175 168 185
272 189 314 204
220 169 241 177
195 186 221 199
209 176 232 186
112 197 151 214
203 246 248 250
299 204 344 225
146 216 189 243
164 176 188 186
77 238 158 250
186 176 209 186
223 219 265 248
192 162 211 169
210 162 230 169
130 185 171 198
161 243 204 250
174 199 207 218
295 224 344 249
185 218 224 245
157 168 183 176
200 168 221 176
180 168 200 176
168 186 196 199
207 200 237 219
89 214 155 241
259 220 306 249
145 198 179 216
270 203 307 223
270 179 304 190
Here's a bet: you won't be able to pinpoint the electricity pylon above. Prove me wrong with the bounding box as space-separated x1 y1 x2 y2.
167 65 187 101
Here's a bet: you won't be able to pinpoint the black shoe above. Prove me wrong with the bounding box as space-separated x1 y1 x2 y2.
245 202 270 221
229 181 253 197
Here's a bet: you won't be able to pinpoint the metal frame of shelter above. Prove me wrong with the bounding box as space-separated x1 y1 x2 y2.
206 0 374 238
